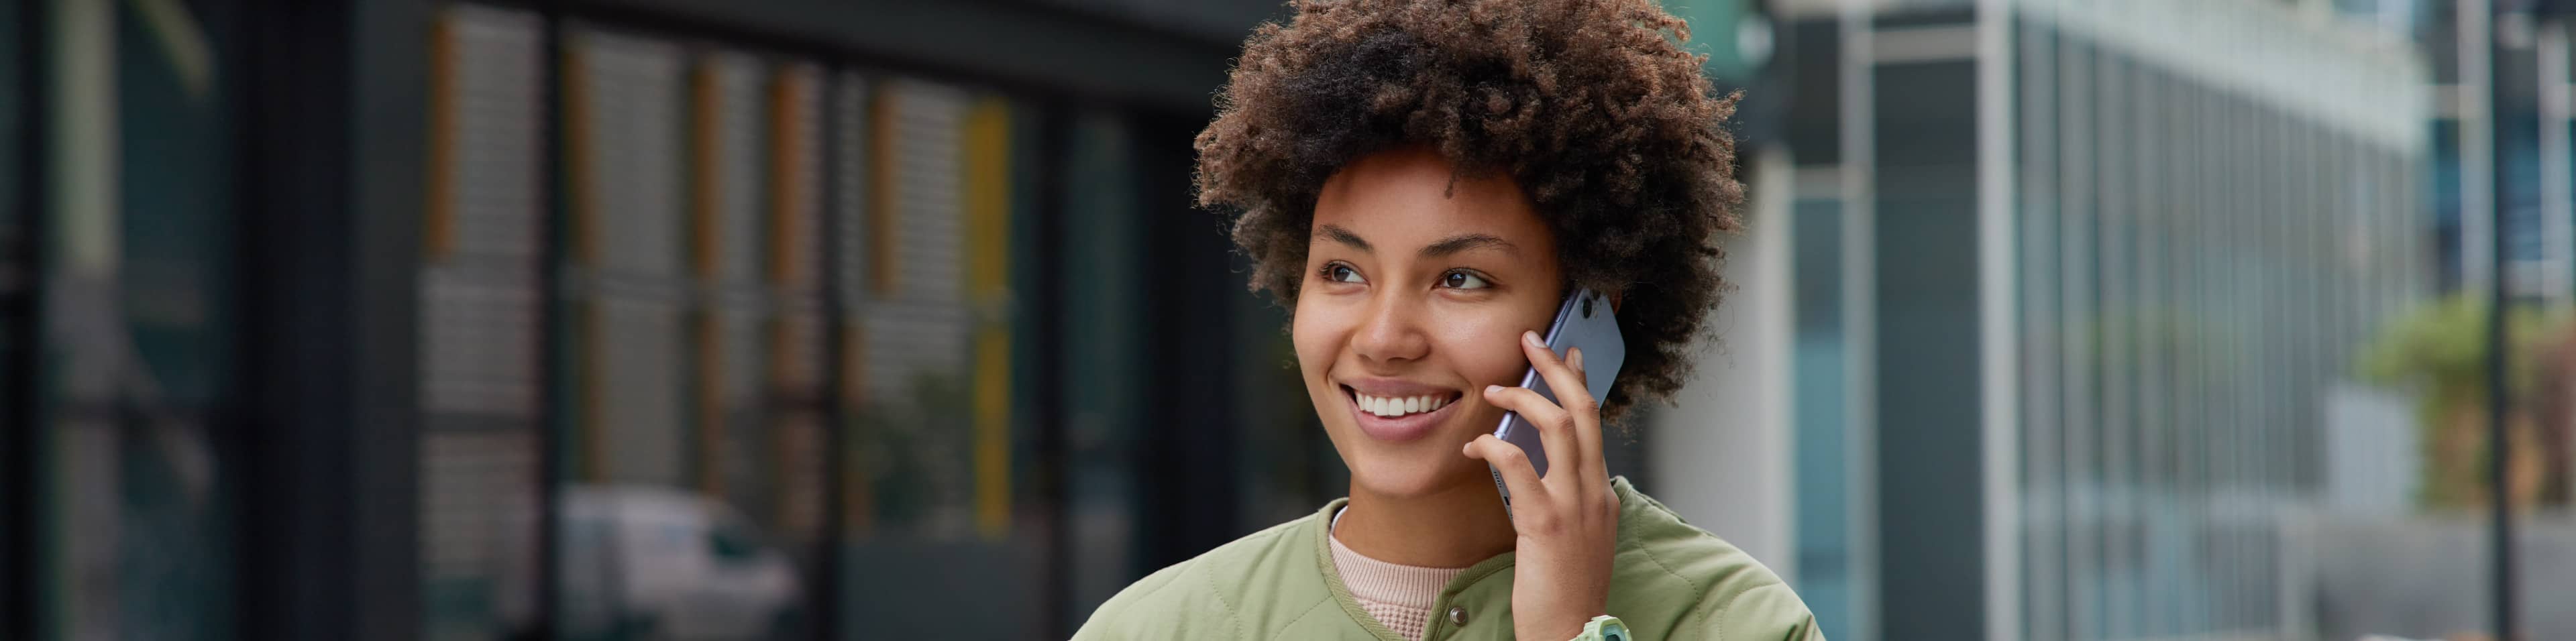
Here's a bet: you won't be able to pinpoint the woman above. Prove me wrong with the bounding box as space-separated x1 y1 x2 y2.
1072 0 1819 639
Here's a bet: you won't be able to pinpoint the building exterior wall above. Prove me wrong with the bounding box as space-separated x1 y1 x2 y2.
1775 3 2431 640
2002 4 2425 639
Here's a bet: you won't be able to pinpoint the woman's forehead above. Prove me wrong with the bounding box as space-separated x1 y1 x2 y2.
1312 148 1549 249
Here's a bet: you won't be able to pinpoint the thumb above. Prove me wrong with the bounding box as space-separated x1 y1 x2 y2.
1464 434 1545 508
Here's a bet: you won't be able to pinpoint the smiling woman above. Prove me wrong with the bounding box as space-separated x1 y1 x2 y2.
1069 1 1819 640
1296 147 1563 498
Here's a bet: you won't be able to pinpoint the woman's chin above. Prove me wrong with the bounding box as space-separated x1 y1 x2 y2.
1348 453 1483 500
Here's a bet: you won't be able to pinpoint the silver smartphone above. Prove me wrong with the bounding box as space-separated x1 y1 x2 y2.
1490 288 1624 514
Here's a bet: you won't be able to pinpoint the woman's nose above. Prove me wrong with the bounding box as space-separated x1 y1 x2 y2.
1350 294 1430 363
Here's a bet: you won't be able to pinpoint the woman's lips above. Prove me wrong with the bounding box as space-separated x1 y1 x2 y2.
1343 385 1464 443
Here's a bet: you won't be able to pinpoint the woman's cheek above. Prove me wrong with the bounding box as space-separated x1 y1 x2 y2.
1291 300 1355 375
1434 318 1525 386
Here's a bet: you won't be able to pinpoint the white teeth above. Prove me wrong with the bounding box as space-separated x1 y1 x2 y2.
1355 392 1451 418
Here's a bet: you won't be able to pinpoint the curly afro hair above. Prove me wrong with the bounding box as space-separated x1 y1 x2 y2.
1194 0 1745 423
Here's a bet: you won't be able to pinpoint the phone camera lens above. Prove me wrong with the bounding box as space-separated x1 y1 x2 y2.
1581 296 1595 317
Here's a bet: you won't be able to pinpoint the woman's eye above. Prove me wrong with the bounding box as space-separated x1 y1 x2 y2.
1324 264 1365 284
1440 270 1491 290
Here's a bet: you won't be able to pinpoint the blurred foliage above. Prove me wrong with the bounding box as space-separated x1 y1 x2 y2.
2359 295 2563 404
2357 294 2572 508
852 370 973 533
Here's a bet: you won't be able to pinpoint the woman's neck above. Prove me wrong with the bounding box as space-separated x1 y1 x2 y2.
1332 473 1519 568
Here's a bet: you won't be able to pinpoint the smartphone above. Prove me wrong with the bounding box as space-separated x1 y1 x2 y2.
1490 288 1625 514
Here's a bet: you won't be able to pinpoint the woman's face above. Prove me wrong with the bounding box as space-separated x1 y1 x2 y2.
1293 147 1564 499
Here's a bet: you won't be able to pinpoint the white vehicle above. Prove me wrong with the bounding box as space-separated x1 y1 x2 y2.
498 485 806 640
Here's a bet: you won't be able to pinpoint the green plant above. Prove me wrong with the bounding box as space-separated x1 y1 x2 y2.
2357 294 2571 508
2359 296 2563 416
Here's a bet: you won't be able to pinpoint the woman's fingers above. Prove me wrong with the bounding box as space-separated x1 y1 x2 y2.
1464 434 1550 514
1517 331 1603 482
1482 384 1578 482
1562 347 1604 471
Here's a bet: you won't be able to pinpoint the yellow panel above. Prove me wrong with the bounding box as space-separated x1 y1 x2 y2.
971 329 1010 540
962 97 1012 540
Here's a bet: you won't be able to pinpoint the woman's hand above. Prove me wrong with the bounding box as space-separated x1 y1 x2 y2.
1462 329 1619 641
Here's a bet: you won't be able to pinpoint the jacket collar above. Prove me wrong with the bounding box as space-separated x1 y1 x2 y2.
1309 476 1648 640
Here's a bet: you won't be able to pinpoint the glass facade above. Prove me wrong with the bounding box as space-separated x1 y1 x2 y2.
40 1 244 638
1782 16 1864 641
415 5 1338 639
419 7 543 638
2002 15 2424 641
1790 196 1856 638
1786 5 2432 640
2416 0 2576 296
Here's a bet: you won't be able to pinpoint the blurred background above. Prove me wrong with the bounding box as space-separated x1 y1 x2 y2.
1 0 2573 640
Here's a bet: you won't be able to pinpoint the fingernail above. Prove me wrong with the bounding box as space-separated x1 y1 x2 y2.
1523 331 1543 347
1568 348 1584 370
1485 384 1504 395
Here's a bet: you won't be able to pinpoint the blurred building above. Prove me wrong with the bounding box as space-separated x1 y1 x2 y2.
0 0 1319 638
1721 1 2430 640
2410 0 2576 300
0 0 1769 640
1 1 2503 641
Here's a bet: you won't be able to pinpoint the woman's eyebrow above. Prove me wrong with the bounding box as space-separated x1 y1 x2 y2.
1420 233 1514 258
1315 224 1371 252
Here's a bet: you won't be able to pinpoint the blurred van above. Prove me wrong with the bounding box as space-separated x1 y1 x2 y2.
496 485 806 641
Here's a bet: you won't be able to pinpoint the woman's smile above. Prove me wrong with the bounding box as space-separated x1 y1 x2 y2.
1340 379 1468 442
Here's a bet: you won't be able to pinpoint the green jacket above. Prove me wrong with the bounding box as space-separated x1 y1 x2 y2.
1072 477 1822 640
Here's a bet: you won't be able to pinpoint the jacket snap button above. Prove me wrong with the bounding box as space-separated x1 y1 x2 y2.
1447 605 1468 626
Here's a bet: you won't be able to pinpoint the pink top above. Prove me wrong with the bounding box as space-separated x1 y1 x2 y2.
1328 511 1472 641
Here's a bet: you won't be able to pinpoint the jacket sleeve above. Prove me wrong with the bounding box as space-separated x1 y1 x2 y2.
1688 582 1825 641
1069 561 1194 640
